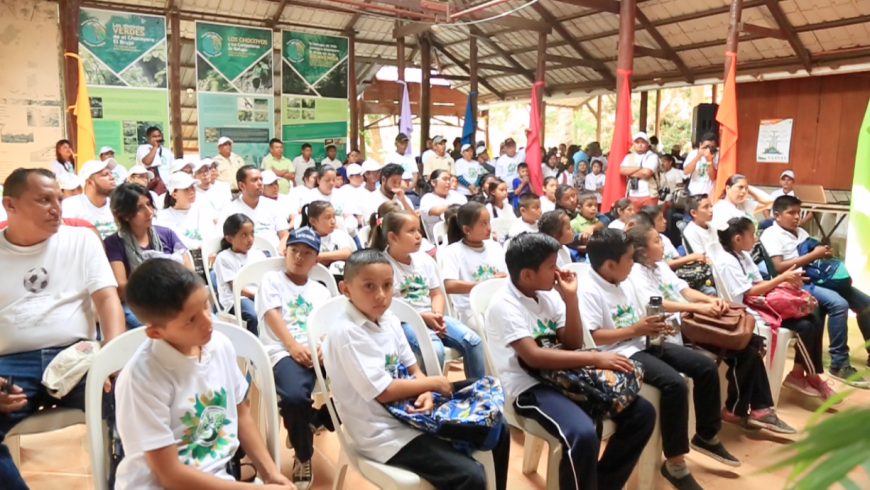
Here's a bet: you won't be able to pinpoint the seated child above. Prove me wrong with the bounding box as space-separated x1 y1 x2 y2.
322 250 510 490
554 184 578 221
511 163 532 208
569 191 604 240
300 201 356 277
638 205 706 270
585 160 605 204
538 209 576 267
575 160 589 191
442 202 508 323
627 225 795 433
717 217 834 402
485 178 513 221
485 233 655 490
507 193 542 239
760 195 870 387
215 213 268 334
540 176 558 212
607 198 634 230
762 170 812 225
115 259 294 489
682 194 717 255
582 228 739 490
256 227 335 488
371 209 485 380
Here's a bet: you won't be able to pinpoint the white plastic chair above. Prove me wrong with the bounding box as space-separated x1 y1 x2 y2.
6 407 86 469
233 258 339 329
203 237 278 317
490 215 516 242
432 221 448 248
358 225 372 248
563 262 591 278
308 296 497 490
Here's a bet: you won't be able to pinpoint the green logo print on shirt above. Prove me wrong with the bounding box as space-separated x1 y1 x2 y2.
179 388 235 467
612 304 639 329
399 275 429 302
533 319 557 338
658 282 686 303
385 352 398 376
472 265 498 283
287 295 313 341
184 228 203 241
94 220 118 239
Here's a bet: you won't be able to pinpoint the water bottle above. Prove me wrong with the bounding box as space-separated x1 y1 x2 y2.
645 296 665 356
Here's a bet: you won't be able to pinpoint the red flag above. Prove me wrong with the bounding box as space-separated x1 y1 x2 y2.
601 70 632 213
714 51 739 201
526 81 545 195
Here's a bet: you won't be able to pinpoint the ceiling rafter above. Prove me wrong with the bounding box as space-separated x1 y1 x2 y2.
634 7 694 83
269 0 288 26
428 36 506 100
763 0 813 73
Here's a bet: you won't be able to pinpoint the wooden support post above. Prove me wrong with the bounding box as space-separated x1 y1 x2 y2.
397 26 405 98
654 89 662 138
712 84 718 103
420 35 432 156
725 0 743 78
639 91 648 133
169 9 183 158
469 36 478 142
616 0 636 137
483 110 491 153
358 98 366 158
596 95 602 143
535 32 547 138
59 0 81 154
348 30 358 151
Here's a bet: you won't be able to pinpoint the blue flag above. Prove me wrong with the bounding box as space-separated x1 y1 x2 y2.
461 91 477 145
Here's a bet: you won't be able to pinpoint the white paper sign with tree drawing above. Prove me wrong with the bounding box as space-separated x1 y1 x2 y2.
756 118 793 163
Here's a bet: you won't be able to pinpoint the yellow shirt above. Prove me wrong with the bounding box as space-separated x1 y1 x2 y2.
214 153 247 191
261 154 295 194
422 153 455 176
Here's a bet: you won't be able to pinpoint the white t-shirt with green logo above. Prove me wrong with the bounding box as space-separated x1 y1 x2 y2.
114 331 248 489
578 268 644 357
441 239 507 322
155 203 217 250
61 193 118 239
255 271 332 366
385 251 440 313
216 196 290 251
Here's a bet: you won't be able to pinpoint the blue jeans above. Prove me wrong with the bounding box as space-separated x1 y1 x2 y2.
229 298 258 336
273 357 333 462
123 304 143 330
401 317 485 380
0 347 88 490
806 284 870 368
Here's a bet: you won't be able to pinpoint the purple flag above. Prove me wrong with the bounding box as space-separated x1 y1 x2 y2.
399 80 413 156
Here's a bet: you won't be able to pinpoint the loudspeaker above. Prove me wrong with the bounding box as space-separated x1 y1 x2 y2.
692 103 719 144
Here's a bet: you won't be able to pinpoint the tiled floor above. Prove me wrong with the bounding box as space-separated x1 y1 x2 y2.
16 321 870 490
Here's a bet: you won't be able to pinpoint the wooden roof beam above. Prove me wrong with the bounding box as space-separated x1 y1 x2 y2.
553 0 619 14
477 62 532 75
429 38 506 100
764 0 813 73
545 54 606 70
269 0 289 26
739 22 787 40
633 45 669 59
394 23 432 38
464 25 546 94
635 7 694 83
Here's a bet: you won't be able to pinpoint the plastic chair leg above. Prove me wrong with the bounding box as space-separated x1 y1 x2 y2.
332 450 350 490
545 444 561 490
522 435 545 475
770 329 795 407
7 434 20 468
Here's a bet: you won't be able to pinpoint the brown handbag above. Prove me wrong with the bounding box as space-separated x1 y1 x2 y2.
680 303 755 351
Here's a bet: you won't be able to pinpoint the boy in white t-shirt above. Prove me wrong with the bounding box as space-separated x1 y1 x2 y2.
582 228 739 489
506 193 541 240
115 259 294 490
322 250 509 490
485 233 654 490
681 194 718 255
256 228 333 489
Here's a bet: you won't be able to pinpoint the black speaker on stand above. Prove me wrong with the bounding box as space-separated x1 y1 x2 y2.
692 103 719 144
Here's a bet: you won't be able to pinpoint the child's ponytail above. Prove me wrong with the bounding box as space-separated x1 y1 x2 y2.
300 201 332 229
368 200 402 249
447 201 485 244
220 213 253 251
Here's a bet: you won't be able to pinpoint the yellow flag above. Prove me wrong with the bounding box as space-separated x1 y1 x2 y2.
64 52 95 166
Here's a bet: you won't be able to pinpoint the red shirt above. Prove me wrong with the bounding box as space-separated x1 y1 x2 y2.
0 218 98 231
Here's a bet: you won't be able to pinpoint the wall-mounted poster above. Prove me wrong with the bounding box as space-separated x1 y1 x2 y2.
281 31 348 162
195 21 274 165
756 118 793 163
79 8 169 168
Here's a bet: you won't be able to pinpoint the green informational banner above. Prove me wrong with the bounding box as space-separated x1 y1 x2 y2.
846 100 870 293
281 31 348 162
195 21 274 164
79 8 169 167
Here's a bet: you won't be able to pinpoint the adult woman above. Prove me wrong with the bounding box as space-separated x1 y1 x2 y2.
155 172 217 249
420 169 467 238
51 140 75 176
105 183 192 329
711 174 774 230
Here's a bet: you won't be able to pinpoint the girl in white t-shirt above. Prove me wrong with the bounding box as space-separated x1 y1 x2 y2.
627 224 796 432
301 164 354 222
716 217 834 402
300 201 356 277
540 177 558 213
585 160 606 204
155 172 216 249
214 214 268 334
539 209 576 267
637 204 706 271
607 198 634 230
420 169 467 239
373 209 485 380
286 167 317 226
442 202 508 322
484 178 513 220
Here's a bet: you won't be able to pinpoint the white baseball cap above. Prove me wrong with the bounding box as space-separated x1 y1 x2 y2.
402 171 413 180
633 131 650 143
191 159 210 174
57 172 82 191
77 159 109 180
346 163 362 176
202 157 216 168
170 159 193 175
166 172 201 193
261 170 279 185
129 164 154 180
476 146 487 157
780 170 795 179
98 146 115 155
361 159 381 173
217 136 233 146
461 143 473 153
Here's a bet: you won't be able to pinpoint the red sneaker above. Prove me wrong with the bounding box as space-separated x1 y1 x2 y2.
783 373 821 397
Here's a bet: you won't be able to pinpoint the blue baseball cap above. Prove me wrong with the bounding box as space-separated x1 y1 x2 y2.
287 226 321 252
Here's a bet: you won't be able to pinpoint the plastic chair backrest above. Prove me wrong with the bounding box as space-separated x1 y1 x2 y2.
202 237 224 309
432 221 448 248
427 254 455 318
490 215 516 240
705 242 734 302
564 262 591 278
86 328 149 490
469 278 508 377
358 225 372 248
254 236 278 258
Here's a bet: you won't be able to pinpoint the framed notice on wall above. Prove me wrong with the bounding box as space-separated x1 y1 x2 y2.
756 118 793 163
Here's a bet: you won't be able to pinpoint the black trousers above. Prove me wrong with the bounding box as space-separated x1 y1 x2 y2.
273 356 332 462
722 338 774 415
783 315 825 375
387 420 510 490
631 343 721 458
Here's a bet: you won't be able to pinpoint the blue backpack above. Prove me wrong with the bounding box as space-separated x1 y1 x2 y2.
798 238 852 291
382 362 505 451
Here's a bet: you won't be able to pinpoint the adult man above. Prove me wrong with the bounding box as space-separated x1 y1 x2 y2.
619 131 660 209
0 168 124 490
420 137 435 165
423 135 455 177
449 137 463 160
214 137 247 191
454 143 481 196
362 163 414 222
292 143 316 187
62 159 118 239
383 133 418 189
683 132 719 196
135 127 172 186
321 144 342 168
495 138 522 197
217 166 290 255
261 138 295 194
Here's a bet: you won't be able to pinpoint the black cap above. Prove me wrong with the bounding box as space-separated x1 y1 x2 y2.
395 133 409 143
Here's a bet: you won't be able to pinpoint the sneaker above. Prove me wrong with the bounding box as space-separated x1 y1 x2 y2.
292 457 313 490
828 365 870 388
808 377 843 404
721 408 761 432
690 435 741 467
660 462 704 490
783 373 822 397
747 409 797 434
